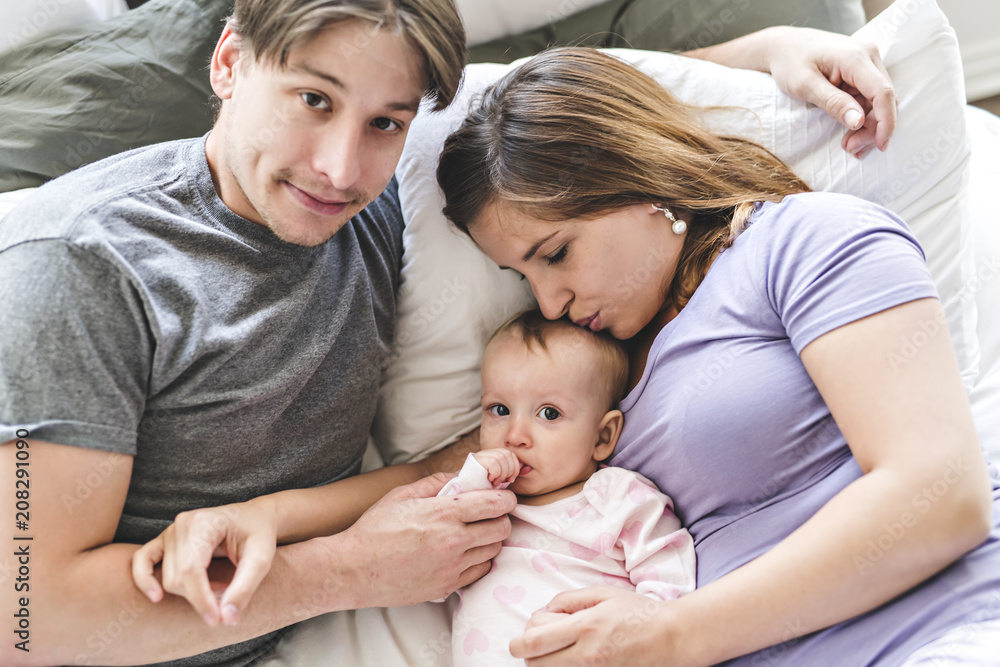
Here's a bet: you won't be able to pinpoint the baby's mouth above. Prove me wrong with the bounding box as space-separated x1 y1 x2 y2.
519 464 532 476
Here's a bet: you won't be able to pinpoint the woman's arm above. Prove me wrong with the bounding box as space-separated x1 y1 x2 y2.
510 298 992 666
683 26 897 158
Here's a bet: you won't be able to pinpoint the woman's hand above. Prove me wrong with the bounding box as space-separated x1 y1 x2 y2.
510 587 685 666
131 497 279 627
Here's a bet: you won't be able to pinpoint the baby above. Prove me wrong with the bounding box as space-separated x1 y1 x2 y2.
440 310 695 665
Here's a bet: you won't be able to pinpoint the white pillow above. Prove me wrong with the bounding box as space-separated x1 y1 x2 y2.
456 0 609 47
373 0 979 464
966 106 1000 468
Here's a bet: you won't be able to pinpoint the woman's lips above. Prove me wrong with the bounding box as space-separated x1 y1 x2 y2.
285 182 350 216
575 313 601 332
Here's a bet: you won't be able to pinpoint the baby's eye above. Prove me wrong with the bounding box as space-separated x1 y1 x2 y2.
539 407 560 421
489 404 510 417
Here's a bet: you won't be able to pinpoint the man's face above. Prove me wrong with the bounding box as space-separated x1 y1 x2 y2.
207 20 425 246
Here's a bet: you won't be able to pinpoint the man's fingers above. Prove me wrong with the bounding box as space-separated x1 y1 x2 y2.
218 536 277 626
837 46 897 150
456 559 493 590
131 537 165 602
450 488 517 523
392 472 455 500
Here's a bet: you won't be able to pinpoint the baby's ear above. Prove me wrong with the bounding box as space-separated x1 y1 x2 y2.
593 410 624 462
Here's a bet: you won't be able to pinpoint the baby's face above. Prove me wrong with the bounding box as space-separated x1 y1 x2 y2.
479 331 611 497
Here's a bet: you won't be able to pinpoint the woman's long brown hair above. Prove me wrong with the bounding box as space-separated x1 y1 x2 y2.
437 47 810 309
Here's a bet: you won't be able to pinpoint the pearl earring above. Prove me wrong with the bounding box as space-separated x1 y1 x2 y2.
652 204 687 235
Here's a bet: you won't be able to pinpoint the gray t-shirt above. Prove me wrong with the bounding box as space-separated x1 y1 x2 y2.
0 136 403 666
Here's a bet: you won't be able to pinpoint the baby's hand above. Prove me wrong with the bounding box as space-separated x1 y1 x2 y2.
474 449 520 487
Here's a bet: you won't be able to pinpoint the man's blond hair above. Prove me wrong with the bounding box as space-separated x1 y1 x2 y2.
229 0 465 110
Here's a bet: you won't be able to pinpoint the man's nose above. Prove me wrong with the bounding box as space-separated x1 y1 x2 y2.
316 119 363 191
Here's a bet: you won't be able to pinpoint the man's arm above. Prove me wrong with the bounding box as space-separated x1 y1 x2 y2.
0 437 511 666
131 429 484 626
682 26 897 157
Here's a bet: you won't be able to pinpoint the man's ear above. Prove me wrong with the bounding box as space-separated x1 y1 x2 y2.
593 409 624 463
209 24 246 101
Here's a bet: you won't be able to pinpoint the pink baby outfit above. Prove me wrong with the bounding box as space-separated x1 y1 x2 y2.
438 454 696 666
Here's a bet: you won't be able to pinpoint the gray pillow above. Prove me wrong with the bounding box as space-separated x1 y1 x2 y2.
0 0 232 193
469 0 866 63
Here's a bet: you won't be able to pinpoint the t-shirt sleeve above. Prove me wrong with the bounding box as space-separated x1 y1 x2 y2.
0 240 151 453
760 193 939 354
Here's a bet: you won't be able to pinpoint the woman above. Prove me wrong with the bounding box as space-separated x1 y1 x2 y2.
436 47 1000 666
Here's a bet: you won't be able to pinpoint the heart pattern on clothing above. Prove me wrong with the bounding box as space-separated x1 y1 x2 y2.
464 629 490 655
532 553 559 573
493 585 526 605
620 520 643 547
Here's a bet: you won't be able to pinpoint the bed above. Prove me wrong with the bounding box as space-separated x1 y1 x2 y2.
0 0 997 664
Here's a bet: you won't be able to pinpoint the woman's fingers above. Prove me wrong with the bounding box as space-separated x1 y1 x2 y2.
509 610 578 660
541 586 620 614
131 536 166 603
218 532 277 626
161 518 225 626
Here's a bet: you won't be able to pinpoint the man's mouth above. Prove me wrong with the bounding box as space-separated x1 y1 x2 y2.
284 182 351 216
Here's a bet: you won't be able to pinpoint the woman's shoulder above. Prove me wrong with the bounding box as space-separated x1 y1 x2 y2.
738 191 925 262
751 192 912 232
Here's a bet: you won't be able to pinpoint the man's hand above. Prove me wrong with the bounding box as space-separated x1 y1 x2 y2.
764 27 897 158
341 472 516 607
684 26 898 158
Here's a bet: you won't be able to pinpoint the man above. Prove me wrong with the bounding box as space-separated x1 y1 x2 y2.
0 2 516 665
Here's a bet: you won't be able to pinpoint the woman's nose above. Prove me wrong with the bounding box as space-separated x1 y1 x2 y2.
531 278 571 321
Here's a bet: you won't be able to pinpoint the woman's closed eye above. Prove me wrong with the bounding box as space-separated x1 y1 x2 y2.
546 244 568 266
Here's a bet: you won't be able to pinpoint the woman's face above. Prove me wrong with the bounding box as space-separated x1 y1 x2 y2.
470 203 686 340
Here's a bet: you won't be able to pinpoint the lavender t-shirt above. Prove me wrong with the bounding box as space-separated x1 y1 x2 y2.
611 192 1000 666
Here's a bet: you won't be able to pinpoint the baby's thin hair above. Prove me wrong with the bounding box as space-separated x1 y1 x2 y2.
489 309 629 408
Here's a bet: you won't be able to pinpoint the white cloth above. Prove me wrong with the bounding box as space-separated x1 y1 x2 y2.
438 454 696 665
